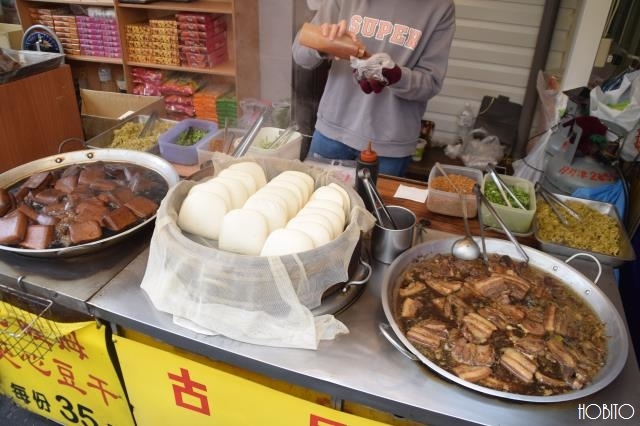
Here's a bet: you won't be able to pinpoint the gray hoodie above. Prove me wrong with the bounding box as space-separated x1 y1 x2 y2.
293 0 455 157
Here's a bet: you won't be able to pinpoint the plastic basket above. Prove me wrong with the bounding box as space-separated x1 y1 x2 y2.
159 119 218 165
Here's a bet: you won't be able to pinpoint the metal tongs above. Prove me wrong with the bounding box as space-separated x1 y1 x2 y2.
535 183 581 226
357 168 398 229
474 184 529 263
138 111 158 138
264 124 298 150
232 106 271 158
486 164 526 209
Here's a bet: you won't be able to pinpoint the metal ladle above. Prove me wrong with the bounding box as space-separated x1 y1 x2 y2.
433 163 481 260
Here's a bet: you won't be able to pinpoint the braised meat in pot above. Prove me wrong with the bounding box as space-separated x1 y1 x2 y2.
0 161 168 250
394 253 607 396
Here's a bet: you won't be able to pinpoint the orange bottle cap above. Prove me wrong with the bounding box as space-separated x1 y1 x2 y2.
360 141 378 162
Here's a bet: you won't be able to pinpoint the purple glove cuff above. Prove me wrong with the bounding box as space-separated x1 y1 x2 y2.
382 65 402 86
356 65 401 94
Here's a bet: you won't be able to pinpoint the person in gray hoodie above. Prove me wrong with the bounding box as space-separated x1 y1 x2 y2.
293 1 455 176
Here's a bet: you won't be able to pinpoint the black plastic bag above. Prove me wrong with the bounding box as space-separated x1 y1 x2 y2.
474 95 522 155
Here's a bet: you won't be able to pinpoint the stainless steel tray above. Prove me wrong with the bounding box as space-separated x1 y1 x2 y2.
85 114 177 154
534 193 635 266
0 49 65 84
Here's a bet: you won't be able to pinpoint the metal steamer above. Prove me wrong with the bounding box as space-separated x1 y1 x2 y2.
380 237 629 403
186 163 372 317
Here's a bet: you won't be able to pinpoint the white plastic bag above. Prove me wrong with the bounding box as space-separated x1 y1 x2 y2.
458 129 505 169
350 53 395 83
590 70 640 161
512 129 552 184
536 70 567 130
590 70 640 130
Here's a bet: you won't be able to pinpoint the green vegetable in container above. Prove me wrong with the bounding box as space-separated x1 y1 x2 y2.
484 181 530 209
176 127 208 146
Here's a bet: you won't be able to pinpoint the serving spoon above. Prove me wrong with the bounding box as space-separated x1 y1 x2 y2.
433 163 481 260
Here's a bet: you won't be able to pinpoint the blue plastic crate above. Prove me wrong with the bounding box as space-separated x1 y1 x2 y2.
158 119 218 165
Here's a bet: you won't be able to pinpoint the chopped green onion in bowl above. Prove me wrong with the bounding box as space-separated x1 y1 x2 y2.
484 181 530 209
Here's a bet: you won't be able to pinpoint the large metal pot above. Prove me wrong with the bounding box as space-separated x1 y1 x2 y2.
0 149 180 258
380 237 629 403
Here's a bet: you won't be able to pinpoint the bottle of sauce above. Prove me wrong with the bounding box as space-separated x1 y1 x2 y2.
355 142 379 212
298 22 368 60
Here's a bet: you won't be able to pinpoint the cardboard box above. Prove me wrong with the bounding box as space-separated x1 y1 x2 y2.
0 23 23 50
80 89 165 140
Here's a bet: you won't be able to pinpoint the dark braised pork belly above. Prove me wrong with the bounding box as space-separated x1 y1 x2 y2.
397 253 607 396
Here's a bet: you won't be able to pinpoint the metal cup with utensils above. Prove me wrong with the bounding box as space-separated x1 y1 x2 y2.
357 168 398 229
371 205 416 264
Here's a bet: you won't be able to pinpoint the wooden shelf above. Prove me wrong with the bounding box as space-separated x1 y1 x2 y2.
66 54 123 65
24 0 114 5
126 60 235 77
117 0 232 14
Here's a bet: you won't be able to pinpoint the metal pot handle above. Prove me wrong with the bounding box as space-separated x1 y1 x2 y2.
378 322 418 361
564 253 602 284
58 137 87 153
345 260 372 286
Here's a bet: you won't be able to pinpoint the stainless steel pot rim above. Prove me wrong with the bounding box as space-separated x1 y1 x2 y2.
0 149 180 258
380 237 629 403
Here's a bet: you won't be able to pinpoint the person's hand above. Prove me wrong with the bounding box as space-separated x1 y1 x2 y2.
352 53 402 94
357 65 402 94
319 21 346 39
314 20 363 60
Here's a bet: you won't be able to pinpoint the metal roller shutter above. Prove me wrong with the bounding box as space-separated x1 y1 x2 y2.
428 0 579 146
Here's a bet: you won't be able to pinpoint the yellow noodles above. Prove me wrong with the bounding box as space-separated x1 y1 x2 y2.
110 121 173 151
536 199 621 256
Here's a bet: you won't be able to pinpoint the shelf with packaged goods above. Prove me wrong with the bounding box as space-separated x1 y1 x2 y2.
115 0 258 100
14 0 123 89
15 0 259 102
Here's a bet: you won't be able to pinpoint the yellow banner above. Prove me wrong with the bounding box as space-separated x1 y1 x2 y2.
0 302 135 426
115 336 389 426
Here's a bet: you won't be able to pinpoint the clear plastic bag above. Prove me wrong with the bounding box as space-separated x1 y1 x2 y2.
140 156 376 349
350 53 395 83
457 129 505 169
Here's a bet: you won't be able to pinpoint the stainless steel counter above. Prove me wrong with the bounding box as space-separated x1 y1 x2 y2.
86 229 640 426
0 227 152 314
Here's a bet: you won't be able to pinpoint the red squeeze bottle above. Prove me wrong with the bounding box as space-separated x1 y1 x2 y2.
298 22 369 60
356 142 379 212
